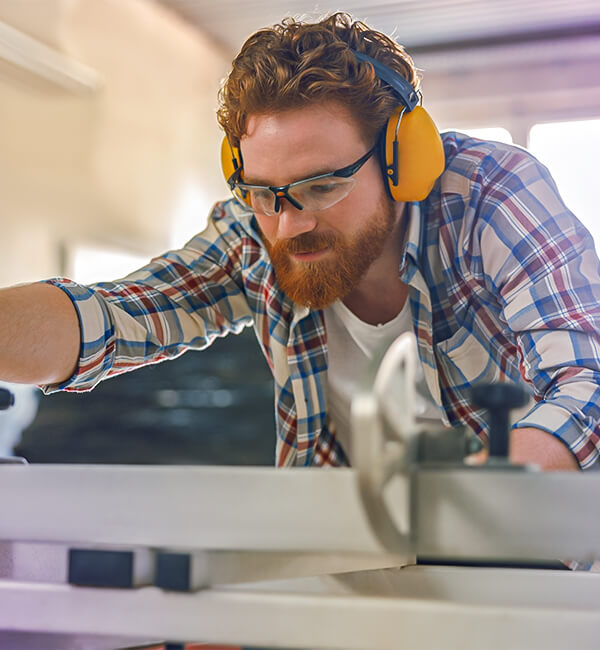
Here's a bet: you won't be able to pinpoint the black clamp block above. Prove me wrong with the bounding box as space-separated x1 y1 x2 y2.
155 552 192 592
68 549 134 588
164 644 185 650
470 382 529 460
0 388 14 411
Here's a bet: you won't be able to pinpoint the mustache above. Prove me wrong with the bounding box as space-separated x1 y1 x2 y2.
274 231 339 255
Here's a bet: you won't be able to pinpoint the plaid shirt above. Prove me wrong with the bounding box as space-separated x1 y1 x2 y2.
45 132 600 470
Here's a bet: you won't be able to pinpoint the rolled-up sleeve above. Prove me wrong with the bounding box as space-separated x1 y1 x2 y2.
475 150 600 469
41 207 256 394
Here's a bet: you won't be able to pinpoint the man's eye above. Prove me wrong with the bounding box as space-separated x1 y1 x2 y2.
250 189 273 201
308 183 338 194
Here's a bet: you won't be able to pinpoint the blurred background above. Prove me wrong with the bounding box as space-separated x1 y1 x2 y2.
0 0 599 464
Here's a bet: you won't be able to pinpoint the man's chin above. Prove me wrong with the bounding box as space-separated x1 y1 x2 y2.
275 265 355 310
269 200 396 310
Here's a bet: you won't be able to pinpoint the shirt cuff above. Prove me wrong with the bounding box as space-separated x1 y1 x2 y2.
39 278 115 394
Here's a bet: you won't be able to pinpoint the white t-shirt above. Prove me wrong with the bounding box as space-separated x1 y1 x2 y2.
324 299 441 463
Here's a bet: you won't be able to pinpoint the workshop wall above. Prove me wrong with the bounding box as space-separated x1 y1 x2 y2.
416 34 600 145
0 0 230 286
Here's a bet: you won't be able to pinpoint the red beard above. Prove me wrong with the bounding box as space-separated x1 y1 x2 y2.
266 203 396 309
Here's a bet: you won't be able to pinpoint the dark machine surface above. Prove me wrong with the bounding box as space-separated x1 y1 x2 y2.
15 328 275 466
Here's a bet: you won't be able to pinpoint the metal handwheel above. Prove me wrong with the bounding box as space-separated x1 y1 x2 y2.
351 333 424 554
351 333 489 553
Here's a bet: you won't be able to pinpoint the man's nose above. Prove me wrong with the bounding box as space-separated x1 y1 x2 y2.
275 199 318 240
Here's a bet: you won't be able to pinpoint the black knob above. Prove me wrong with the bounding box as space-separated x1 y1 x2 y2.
470 383 529 459
0 388 14 411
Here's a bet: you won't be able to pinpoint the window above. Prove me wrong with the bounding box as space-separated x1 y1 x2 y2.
70 245 149 284
528 119 600 250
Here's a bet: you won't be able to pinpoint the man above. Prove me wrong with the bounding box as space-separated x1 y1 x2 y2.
0 13 597 471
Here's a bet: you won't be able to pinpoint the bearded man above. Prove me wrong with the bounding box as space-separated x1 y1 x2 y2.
0 13 598 472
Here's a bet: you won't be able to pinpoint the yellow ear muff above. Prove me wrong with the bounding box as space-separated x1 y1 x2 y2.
383 105 445 202
221 137 253 208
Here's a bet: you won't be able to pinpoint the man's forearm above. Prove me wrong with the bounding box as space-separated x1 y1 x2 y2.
0 282 80 385
510 426 580 471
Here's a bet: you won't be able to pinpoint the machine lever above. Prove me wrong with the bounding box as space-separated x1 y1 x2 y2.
470 383 529 459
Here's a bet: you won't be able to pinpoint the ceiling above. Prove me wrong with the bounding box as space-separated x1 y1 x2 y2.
154 0 600 56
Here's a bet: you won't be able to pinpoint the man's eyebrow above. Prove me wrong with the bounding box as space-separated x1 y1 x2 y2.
242 165 336 187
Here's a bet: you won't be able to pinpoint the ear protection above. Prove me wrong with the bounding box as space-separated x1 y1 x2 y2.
221 136 244 193
220 49 445 205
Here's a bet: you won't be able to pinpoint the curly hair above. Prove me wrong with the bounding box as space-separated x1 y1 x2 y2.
217 12 420 147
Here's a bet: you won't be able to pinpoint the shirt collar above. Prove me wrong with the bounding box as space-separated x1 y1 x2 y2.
399 202 424 283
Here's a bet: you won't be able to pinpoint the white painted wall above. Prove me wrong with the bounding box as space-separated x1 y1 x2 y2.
0 0 230 286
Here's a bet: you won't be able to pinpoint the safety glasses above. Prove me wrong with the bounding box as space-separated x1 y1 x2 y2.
229 145 377 217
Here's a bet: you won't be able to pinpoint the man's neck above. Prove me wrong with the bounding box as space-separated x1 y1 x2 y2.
342 204 409 325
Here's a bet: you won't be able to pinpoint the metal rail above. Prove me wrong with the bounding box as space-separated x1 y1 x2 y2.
1 464 600 561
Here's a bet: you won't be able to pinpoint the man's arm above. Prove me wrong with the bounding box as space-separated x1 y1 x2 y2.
467 427 580 470
0 283 80 385
510 427 579 471
510 427 580 471
471 146 600 470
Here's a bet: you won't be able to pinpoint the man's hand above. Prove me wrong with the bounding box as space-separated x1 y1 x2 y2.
467 427 580 471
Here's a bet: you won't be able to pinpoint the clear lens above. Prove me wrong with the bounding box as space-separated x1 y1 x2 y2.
289 176 356 210
233 185 275 215
233 175 356 216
